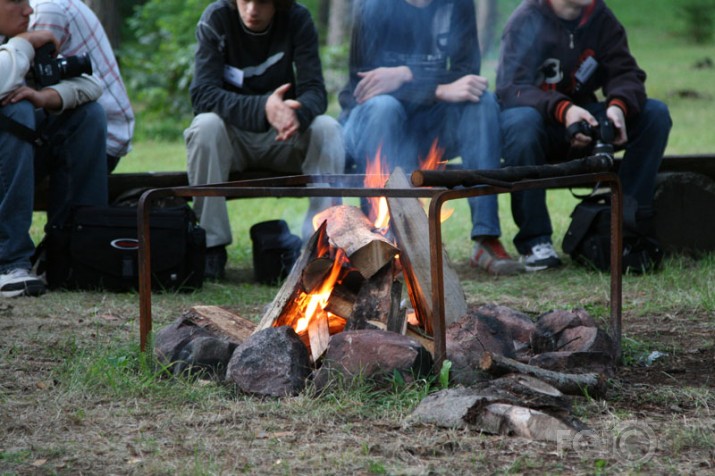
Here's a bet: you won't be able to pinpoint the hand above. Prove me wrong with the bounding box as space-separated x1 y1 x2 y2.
265 83 301 141
16 30 58 52
1 85 62 110
606 105 628 146
565 105 598 148
353 66 413 104
435 75 488 103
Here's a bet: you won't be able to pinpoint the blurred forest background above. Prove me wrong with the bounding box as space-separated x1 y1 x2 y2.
86 0 714 142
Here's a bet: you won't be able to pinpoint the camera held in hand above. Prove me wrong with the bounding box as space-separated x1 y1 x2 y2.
566 115 616 157
32 43 93 88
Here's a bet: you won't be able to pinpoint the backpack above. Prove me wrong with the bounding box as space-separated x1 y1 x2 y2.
562 193 663 274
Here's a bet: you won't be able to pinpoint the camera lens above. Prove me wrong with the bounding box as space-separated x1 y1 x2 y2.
57 54 93 79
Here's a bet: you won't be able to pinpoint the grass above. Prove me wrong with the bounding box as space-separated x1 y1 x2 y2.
6 1 715 474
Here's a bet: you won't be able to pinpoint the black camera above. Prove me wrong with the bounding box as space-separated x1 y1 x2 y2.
566 115 616 157
32 43 93 88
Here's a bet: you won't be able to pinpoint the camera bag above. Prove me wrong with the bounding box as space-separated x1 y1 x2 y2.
562 193 663 274
43 203 206 292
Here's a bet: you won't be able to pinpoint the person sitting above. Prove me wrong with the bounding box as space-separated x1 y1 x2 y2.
496 0 672 271
340 0 523 276
0 0 108 297
185 0 345 280
29 0 135 172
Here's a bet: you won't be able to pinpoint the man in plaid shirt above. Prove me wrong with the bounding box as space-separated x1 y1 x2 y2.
30 0 134 172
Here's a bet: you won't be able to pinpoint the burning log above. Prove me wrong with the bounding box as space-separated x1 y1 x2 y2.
479 351 607 398
256 222 326 332
314 205 399 280
345 261 400 331
385 168 468 333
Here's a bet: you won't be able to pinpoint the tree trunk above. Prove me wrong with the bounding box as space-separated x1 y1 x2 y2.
327 0 353 47
84 0 122 49
476 0 498 56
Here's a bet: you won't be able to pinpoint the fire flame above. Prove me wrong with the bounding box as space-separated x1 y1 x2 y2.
294 248 348 334
364 146 391 230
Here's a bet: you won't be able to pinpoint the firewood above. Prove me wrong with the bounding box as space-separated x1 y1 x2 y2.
385 168 468 334
256 222 326 332
323 284 357 319
314 205 399 280
345 262 397 331
479 352 607 398
307 315 330 363
187 305 256 343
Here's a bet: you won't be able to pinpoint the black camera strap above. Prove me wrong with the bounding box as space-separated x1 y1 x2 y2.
0 112 45 147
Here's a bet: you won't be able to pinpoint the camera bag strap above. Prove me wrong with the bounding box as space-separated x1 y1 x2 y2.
0 112 45 147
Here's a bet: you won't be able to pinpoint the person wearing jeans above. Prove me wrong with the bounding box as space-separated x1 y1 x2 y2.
497 0 672 271
340 0 523 276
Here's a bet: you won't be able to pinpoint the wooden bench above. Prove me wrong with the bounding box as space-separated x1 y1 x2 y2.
32 154 715 255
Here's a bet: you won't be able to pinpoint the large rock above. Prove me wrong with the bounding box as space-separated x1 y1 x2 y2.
226 326 310 397
312 329 433 391
154 317 214 367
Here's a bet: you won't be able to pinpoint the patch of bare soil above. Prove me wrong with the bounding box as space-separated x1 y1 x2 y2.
1 294 713 475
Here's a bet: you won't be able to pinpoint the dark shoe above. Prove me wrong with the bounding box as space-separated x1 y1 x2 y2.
204 246 227 281
520 243 562 272
471 237 525 276
0 268 46 298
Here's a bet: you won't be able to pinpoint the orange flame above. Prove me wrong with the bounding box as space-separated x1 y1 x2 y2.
419 139 454 222
364 146 390 230
294 248 348 334
419 139 448 172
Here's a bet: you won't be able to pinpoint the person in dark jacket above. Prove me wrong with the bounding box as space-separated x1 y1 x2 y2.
497 0 672 271
186 0 344 280
340 0 523 276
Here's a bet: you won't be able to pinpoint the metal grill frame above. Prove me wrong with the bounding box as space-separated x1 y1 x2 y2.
136 171 624 369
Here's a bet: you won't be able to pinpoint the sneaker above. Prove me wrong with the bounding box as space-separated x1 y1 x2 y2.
0 268 46 298
470 237 525 276
520 243 563 272
204 246 228 281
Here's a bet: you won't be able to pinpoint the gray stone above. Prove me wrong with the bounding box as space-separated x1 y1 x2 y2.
226 326 310 397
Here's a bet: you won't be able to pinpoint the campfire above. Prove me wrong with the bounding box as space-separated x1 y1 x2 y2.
153 145 619 442
255 142 467 363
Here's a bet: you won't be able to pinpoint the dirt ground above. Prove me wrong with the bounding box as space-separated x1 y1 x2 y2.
1 288 713 475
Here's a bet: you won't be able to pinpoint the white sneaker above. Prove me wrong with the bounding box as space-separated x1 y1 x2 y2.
520 243 563 272
0 268 46 298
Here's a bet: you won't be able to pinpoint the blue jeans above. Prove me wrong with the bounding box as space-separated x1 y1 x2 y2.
343 93 503 238
0 100 108 273
500 99 672 254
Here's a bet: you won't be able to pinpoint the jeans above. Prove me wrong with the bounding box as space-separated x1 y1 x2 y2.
0 100 108 274
500 99 672 254
343 93 503 238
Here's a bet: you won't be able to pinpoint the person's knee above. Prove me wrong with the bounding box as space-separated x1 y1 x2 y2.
2 100 36 128
642 99 673 134
501 107 545 148
185 113 227 147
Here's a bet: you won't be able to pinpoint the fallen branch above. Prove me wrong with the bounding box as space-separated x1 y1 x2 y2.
479 352 607 398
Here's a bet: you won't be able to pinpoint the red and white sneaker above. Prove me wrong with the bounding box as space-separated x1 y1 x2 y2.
470 237 525 276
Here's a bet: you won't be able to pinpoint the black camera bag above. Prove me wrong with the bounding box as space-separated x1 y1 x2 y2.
562 194 663 274
44 204 205 292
